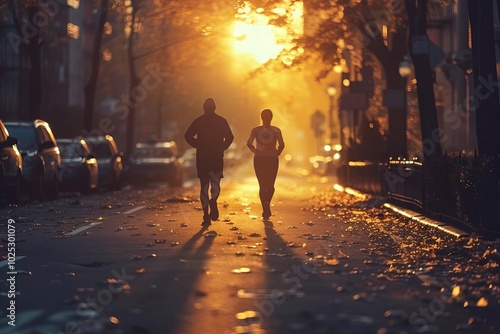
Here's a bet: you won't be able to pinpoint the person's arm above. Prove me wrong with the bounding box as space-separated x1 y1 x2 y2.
276 128 285 155
247 128 257 153
184 121 198 148
222 119 234 151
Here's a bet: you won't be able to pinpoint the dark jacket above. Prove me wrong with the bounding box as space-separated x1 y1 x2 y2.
184 113 234 159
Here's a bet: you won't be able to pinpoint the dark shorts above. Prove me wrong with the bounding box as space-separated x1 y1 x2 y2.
197 156 224 179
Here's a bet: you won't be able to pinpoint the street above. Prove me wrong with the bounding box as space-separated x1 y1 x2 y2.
1 162 499 334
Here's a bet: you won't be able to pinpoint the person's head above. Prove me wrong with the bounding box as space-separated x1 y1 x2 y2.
261 109 273 126
203 98 216 114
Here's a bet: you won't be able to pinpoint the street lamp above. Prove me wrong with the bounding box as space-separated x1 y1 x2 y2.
326 84 337 141
399 56 412 79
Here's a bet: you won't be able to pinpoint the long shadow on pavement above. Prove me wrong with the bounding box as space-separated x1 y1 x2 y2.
255 219 381 334
110 224 215 334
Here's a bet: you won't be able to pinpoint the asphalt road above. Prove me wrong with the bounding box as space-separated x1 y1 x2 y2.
1 162 499 334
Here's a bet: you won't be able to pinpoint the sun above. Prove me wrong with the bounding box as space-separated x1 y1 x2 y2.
232 1 303 65
232 21 284 64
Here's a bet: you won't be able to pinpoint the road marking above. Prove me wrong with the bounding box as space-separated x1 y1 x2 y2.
0 256 26 268
66 222 103 236
123 206 146 215
64 206 146 236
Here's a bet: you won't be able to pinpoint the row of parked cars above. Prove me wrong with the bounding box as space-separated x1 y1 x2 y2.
0 118 184 204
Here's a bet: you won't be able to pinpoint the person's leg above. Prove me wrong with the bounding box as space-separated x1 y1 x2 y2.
254 157 270 218
199 177 210 224
260 157 279 218
253 157 264 201
208 171 222 221
265 157 279 203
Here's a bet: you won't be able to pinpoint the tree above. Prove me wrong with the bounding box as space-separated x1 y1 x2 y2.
5 0 43 120
406 0 441 162
83 0 109 132
468 1 500 157
252 0 448 161
111 0 239 156
124 0 140 157
257 0 409 159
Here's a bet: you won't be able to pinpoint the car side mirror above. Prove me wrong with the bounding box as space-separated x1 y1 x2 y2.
6 136 18 147
0 136 18 149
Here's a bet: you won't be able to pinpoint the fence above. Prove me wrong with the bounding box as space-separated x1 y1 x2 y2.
338 156 500 235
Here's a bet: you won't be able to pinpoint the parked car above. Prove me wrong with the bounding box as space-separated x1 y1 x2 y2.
4 119 61 200
84 135 123 190
58 138 99 194
310 144 343 176
126 141 184 186
0 119 23 203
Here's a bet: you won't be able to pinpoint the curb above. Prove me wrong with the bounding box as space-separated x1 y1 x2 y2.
333 184 470 238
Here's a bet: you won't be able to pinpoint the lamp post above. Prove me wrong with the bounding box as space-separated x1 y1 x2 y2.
326 84 337 141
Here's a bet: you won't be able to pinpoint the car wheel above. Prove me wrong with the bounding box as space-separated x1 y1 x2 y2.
111 173 122 190
31 171 46 201
48 174 59 200
8 172 22 204
81 172 91 195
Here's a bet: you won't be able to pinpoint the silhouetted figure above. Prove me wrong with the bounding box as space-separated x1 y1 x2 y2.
247 109 285 220
185 98 234 225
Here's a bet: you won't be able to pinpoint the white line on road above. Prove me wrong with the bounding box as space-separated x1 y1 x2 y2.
0 256 26 268
123 206 146 215
65 206 146 236
65 222 103 236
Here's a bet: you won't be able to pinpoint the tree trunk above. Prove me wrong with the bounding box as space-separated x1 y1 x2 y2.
365 27 408 159
27 6 42 120
385 64 408 159
406 0 442 162
468 1 500 157
125 1 140 158
83 0 109 132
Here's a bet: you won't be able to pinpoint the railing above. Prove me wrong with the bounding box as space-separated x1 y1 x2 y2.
338 161 387 195
339 157 500 235
384 160 424 211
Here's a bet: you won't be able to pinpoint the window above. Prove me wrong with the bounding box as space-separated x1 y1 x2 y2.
6 126 35 151
67 23 80 39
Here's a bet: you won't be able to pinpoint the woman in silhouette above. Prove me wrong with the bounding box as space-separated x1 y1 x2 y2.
247 109 285 220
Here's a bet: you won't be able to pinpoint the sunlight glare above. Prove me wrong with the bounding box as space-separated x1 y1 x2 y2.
233 21 283 64
233 1 303 64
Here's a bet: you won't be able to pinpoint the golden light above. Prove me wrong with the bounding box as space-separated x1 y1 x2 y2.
102 49 112 61
326 86 337 96
233 21 283 64
324 144 332 152
333 64 343 73
233 1 303 64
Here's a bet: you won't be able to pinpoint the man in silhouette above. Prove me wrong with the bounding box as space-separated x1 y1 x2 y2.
185 98 234 225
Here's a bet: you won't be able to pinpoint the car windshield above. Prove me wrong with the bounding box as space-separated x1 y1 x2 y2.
133 146 173 159
59 142 87 159
6 125 35 151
